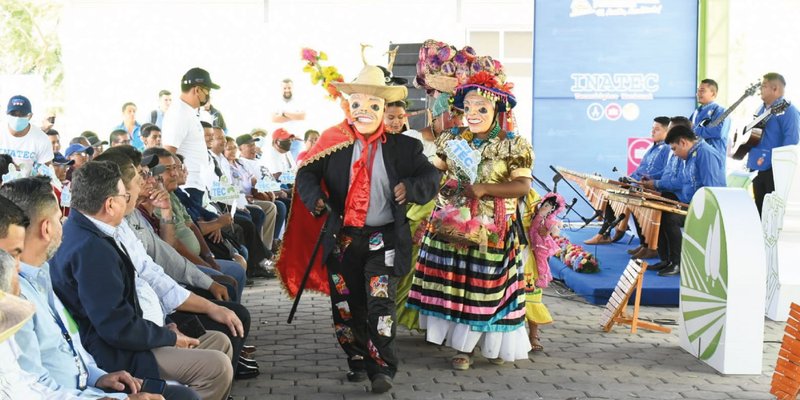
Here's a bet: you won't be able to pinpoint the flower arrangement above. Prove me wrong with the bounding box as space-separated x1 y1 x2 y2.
301 48 344 100
554 236 600 273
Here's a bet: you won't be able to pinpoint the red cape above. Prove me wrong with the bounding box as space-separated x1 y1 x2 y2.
276 120 355 298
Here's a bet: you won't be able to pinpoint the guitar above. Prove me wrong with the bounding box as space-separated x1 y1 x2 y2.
731 100 791 160
699 82 760 127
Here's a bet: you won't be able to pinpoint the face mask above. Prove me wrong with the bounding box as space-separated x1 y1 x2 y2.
8 115 30 132
277 140 292 151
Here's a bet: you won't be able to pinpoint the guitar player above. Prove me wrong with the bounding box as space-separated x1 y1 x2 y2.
748 72 800 216
691 78 731 162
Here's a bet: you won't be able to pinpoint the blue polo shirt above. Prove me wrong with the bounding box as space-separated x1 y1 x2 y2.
692 102 732 158
631 141 669 181
746 97 800 171
654 152 685 193
676 140 726 203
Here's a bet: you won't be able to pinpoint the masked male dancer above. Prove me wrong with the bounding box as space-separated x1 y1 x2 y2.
277 65 440 393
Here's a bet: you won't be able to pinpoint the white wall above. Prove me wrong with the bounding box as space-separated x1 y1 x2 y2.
56 0 533 141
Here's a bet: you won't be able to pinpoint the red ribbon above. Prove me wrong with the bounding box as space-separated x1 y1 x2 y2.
343 124 386 227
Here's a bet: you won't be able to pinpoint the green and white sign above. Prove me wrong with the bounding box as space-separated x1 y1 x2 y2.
678 187 765 375
763 145 800 321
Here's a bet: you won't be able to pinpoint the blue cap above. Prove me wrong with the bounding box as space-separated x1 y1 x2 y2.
7 95 32 115
52 152 75 166
64 143 94 158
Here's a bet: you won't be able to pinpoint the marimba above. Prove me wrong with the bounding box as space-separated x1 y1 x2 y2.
603 189 688 251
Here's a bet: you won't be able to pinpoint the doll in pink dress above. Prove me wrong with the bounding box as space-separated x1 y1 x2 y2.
529 192 565 289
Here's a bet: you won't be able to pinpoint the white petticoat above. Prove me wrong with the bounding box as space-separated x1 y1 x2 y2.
419 314 532 361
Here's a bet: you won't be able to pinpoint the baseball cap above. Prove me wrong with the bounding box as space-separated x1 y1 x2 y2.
140 153 159 168
64 143 95 158
6 95 32 115
52 152 75 166
236 134 258 146
182 67 220 90
85 135 108 147
272 128 296 141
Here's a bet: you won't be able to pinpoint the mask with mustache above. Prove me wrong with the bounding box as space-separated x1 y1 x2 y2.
349 93 385 134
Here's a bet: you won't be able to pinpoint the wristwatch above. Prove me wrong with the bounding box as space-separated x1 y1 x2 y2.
159 215 177 225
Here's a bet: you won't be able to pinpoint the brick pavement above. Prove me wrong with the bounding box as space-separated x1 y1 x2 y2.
231 280 783 400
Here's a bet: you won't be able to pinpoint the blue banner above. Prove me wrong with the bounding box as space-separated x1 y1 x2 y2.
532 0 698 215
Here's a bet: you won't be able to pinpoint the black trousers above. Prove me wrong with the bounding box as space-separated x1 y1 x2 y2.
232 214 269 273
632 215 647 247
171 300 250 374
657 192 685 264
327 224 399 379
753 168 775 217
598 205 616 235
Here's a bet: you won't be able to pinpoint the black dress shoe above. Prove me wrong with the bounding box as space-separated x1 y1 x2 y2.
648 261 671 271
239 355 259 368
346 370 368 382
235 362 260 380
248 265 276 279
371 373 393 393
658 263 681 276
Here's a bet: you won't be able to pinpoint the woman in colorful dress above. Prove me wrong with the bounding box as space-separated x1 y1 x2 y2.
407 70 533 370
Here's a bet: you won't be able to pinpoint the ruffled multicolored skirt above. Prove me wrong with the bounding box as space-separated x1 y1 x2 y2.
407 227 531 360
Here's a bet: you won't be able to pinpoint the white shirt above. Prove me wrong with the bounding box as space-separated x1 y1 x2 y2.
0 339 88 400
0 123 54 171
402 129 437 161
239 157 266 179
162 99 211 190
272 96 306 136
117 220 191 315
262 146 297 176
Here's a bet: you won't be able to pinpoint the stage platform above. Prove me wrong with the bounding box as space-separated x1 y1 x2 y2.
549 226 680 306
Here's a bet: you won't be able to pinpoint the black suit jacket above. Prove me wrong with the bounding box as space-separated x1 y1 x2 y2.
296 132 441 276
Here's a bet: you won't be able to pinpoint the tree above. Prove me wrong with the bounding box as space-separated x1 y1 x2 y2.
0 0 63 96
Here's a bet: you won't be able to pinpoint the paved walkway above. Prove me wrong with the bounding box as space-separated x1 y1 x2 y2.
231 280 783 400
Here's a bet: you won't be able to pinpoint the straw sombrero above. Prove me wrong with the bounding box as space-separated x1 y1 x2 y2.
332 66 408 103
0 290 35 343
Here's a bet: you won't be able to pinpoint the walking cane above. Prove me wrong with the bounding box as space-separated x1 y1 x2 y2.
287 202 332 324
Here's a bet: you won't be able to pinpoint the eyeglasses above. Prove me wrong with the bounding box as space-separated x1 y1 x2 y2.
139 169 152 179
109 193 131 203
113 139 131 145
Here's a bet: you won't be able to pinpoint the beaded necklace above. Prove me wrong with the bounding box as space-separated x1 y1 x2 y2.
471 123 501 148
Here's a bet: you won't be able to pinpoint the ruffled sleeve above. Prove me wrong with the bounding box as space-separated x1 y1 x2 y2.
507 135 534 179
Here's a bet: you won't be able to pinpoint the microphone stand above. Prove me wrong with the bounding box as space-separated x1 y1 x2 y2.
548 165 601 225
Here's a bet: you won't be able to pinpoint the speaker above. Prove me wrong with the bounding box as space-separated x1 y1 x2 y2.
389 42 428 131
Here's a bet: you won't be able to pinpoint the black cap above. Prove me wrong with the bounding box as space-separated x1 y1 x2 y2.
182 67 220 89
85 135 108 146
140 154 159 168
236 134 258 146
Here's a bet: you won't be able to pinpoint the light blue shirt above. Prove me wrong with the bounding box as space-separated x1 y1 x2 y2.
16 262 127 398
0 339 100 400
114 121 144 151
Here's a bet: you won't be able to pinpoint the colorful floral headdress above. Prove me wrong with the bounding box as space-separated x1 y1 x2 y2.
452 71 516 112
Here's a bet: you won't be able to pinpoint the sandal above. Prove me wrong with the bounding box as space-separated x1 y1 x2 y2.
488 357 505 365
529 335 544 352
451 353 473 370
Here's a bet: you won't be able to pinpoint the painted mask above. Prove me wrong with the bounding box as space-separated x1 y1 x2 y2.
462 91 495 134
349 93 385 135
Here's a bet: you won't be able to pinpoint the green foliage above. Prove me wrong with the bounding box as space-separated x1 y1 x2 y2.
0 0 63 93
